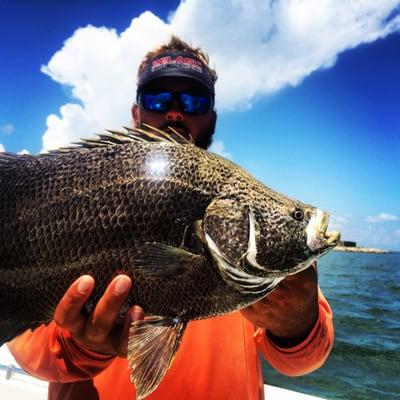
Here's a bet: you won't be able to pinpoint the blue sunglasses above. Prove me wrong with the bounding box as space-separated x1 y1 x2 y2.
138 91 213 115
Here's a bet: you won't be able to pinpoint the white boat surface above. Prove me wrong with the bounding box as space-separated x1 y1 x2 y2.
0 345 325 399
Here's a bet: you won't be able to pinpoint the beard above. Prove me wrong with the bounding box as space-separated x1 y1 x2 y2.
138 113 216 150
193 117 216 150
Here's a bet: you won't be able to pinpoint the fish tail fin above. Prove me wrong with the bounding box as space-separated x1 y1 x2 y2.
127 317 187 399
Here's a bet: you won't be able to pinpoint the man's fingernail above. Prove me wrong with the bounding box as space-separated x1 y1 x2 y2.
114 277 131 295
77 276 92 294
131 306 143 321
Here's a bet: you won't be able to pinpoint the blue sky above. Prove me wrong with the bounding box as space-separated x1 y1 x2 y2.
0 0 399 250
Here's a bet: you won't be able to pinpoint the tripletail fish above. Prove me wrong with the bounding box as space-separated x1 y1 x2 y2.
0 125 340 399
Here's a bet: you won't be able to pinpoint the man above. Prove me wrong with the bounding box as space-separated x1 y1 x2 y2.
8 36 334 400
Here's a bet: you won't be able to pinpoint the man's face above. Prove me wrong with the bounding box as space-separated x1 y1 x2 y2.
132 77 216 148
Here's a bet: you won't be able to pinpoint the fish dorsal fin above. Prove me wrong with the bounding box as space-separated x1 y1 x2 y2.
46 124 192 155
128 124 193 145
0 124 192 164
128 317 187 399
81 124 192 148
0 152 35 170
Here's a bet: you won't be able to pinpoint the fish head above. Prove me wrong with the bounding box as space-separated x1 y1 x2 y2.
202 196 340 296
248 199 340 275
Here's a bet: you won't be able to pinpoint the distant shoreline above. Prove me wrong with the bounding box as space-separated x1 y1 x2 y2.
333 246 390 254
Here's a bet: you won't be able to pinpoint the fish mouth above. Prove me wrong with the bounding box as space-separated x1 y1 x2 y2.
306 210 341 252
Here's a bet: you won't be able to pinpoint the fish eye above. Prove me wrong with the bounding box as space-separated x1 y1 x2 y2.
292 208 304 221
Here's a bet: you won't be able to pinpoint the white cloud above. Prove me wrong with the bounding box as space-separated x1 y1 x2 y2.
18 149 30 155
40 1 400 151
42 103 104 151
0 144 30 154
366 212 399 223
172 0 400 108
325 214 400 250
40 12 171 152
0 123 14 136
209 140 233 160
329 214 348 230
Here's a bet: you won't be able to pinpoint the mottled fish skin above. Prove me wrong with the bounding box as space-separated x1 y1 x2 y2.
2 138 243 338
0 126 338 343
0 126 341 399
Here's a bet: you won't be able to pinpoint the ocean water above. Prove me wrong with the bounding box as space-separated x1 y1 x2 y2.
262 251 400 400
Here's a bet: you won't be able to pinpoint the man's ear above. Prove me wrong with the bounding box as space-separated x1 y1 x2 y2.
131 103 140 127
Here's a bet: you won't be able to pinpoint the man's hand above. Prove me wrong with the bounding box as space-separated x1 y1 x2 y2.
241 264 319 348
54 275 144 357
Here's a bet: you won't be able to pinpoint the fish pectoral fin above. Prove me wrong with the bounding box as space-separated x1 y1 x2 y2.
205 231 278 295
134 243 204 278
128 317 187 400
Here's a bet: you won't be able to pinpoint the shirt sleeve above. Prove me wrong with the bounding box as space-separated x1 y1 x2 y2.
254 288 334 376
7 321 115 382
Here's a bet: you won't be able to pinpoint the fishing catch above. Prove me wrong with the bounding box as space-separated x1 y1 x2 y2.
0 126 340 399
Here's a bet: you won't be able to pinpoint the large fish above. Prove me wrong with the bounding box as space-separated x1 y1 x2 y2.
0 126 340 399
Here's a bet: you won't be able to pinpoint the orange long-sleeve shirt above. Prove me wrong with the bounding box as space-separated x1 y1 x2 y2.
8 290 334 400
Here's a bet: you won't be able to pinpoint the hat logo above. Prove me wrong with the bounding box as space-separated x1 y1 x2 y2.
151 56 203 74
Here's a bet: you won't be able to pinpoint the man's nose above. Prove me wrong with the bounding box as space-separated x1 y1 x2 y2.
165 110 184 121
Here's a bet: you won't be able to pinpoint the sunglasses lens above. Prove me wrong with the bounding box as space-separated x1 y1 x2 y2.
139 91 212 114
180 94 212 115
140 92 173 112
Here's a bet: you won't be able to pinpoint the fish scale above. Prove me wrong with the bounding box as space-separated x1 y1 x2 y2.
0 126 340 399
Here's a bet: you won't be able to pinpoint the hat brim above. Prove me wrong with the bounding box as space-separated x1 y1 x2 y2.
138 68 214 93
